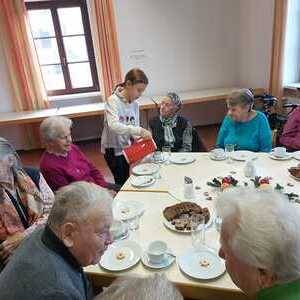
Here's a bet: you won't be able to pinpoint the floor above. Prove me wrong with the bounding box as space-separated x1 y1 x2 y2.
18 124 219 182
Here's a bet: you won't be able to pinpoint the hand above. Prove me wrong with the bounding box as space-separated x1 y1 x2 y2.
140 128 152 140
0 232 25 263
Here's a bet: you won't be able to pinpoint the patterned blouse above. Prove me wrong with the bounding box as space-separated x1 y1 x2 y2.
0 173 54 242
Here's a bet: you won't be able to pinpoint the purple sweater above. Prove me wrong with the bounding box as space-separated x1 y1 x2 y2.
40 144 108 191
280 106 300 150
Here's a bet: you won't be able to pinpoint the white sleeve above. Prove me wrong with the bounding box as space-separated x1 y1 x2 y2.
105 98 142 136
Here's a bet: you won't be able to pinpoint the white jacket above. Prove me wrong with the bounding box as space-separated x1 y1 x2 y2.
101 89 142 155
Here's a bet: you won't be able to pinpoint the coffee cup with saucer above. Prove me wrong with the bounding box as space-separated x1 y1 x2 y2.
273 147 287 158
141 240 175 269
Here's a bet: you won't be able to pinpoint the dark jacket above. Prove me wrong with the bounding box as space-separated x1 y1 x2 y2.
149 115 206 152
0 226 93 300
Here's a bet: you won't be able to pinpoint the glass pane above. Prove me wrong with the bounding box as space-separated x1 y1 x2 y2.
28 9 55 38
69 62 93 88
34 38 60 64
64 36 88 62
58 7 84 36
41 65 65 90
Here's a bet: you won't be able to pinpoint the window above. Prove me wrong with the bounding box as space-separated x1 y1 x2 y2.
26 0 99 96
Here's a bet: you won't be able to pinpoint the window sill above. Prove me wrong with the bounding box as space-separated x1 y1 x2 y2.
48 91 102 102
284 83 300 90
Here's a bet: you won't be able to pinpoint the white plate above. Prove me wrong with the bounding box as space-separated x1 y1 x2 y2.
178 248 226 280
113 200 145 221
170 155 196 165
141 251 175 269
269 152 293 161
132 163 160 175
289 174 300 182
163 213 214 234
209 154 226 161
293 151 300 161
99 240 142 271
130 175 155 187
231 150 257 161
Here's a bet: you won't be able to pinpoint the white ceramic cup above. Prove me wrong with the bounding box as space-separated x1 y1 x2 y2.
147 240 168 264
211 148 225 158
273 147 286 158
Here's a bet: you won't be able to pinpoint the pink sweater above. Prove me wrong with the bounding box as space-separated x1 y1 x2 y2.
40 144 108 191
280 106 300 150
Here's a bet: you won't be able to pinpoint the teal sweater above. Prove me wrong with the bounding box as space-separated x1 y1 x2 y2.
216 111 272 152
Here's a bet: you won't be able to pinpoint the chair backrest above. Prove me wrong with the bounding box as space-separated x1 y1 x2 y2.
272 129 278 148
192 128 207 152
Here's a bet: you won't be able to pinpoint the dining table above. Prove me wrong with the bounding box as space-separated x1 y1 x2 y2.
85 152 300 300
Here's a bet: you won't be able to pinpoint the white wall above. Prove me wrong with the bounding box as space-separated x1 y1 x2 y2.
237 0 274 88
283 0 300 85
0 0 276 149
114 0 240 96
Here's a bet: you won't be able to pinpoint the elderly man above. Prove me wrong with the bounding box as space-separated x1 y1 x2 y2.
216 188 300 299
0 182 113 299
39 116 120 192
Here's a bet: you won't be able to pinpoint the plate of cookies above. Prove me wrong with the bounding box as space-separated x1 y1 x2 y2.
178 248 226 280
99 240 142 271
162 202 213 233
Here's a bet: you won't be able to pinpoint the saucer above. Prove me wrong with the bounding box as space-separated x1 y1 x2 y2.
293 151 300 161
141 251 175 269
269 152 293 161
130 175 156 187
209 154 226 161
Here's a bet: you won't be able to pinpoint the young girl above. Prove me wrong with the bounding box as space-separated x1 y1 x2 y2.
101 68 152 186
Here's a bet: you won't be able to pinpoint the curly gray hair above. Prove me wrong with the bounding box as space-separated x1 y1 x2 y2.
216 188 300 283
96 274 183 300
40 116 72 143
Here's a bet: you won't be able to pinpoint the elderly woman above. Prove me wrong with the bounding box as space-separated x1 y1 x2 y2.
0 137 54 269
40 116 119 192
97 274 183 300
280 105 300 150
216 89 272 152
150 93 203 152
217 188 300 299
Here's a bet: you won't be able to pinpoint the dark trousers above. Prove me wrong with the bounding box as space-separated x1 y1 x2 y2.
104 148 130 186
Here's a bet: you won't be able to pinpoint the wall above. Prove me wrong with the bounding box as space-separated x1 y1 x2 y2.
237 0 274 88
114 0 240 96
0 0 275 149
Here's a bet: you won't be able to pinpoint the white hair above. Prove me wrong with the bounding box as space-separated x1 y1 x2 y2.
47 182 112 230
95 274 183 300
40 116 72 143
216 187 300 283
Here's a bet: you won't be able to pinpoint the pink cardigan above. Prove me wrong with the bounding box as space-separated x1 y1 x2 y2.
40 144 108 191
280 106 300 150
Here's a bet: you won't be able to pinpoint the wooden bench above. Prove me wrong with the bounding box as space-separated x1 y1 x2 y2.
0 87 265 126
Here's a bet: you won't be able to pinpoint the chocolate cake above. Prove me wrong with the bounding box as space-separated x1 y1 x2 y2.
163 202 210 231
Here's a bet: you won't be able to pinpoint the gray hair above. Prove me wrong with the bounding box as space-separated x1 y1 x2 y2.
227 88 254 108
47 182 112 230
0 137 22 172
40 116 73 143
96 274 183 300
216 188 300 283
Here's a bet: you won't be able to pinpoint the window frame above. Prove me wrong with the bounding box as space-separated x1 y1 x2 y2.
26 0 100 96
